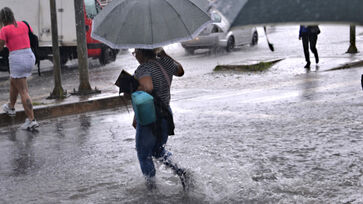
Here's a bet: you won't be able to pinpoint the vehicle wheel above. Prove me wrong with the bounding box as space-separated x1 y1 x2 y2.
251 31 258 46
185 48 194 55
226 36 235 52
99 47 117 65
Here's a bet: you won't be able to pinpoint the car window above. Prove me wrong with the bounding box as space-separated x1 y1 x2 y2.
200 24 213 35
211 12 222 23
211 25 222 33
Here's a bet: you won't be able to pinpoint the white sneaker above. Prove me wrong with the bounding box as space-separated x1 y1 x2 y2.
2 104 16 116
20 118 39 130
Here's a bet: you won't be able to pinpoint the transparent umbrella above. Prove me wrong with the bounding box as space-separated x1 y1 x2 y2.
91 0 211 49
227 0 363 28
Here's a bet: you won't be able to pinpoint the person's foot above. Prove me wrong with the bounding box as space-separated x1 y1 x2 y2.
145 177 157 191
2 103 16 116
20 118 39 130
304 62 311 68
177 169 193 192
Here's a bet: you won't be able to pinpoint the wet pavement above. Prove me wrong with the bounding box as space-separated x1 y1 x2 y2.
1 25 363 203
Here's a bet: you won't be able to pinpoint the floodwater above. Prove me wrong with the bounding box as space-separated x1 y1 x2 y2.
1 26 363 203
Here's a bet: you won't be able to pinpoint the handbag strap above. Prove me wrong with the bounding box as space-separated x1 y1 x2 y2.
152 60 171 87
22 21 32 34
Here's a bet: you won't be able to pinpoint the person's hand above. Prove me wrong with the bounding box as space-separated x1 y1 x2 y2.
132 116 137 129
154 47 166 57
154 47 163 53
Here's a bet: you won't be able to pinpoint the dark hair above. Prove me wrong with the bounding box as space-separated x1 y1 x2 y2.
0 7 17 27
135 49 156 59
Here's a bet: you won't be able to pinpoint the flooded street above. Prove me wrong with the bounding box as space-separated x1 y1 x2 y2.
1 26 363 203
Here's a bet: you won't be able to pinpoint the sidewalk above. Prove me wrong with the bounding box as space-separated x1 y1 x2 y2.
0 58 133 127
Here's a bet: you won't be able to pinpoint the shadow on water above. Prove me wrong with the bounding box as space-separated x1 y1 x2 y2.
77 114 91 145
300 70 320 101
53 114 92 145
8 129 39 176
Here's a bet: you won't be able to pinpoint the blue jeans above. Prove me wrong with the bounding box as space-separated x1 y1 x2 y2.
136 117 171 178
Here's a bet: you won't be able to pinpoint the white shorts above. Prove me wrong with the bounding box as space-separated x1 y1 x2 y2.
9 48 35 78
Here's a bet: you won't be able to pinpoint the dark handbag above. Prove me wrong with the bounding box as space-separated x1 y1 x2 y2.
0 47 9 72
309 26 320 35
22 21 40 65
23 21 41 76
114 69 139 94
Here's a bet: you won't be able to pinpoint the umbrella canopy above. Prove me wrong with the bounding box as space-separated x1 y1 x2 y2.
91 0 211 49
229 0 363 28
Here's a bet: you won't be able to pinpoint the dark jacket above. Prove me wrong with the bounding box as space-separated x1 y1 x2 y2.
299 25 320 38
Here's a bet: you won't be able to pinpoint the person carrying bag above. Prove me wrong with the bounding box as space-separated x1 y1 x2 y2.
131 48 190 191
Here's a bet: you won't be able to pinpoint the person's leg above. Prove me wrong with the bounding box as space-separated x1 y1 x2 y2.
309 34 319 63
9 78 19 108
153 118 184 175
136 124 157 178
12 78 34 120
302 35 310 67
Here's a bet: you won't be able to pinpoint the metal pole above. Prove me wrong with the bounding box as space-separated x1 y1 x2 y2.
49 0 65 99
74 0 92 94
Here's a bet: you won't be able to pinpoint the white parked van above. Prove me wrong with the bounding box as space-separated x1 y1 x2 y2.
1 0 118 66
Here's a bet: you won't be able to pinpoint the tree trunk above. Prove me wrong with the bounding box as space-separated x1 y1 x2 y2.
347 25 358 54
74 0 92 93
49 0 65 99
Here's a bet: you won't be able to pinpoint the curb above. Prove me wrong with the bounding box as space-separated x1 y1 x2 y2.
0 95 130 128
327 60 363 71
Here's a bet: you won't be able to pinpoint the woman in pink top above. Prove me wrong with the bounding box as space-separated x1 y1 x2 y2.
0 7 39 130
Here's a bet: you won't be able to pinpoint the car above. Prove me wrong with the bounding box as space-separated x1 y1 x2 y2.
181 9 258 54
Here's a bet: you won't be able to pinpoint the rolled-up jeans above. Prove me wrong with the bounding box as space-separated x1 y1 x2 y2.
136 116 170 178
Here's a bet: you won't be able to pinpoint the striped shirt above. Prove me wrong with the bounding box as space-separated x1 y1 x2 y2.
134 55 179 105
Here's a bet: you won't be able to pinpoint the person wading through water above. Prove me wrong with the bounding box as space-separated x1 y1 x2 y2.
132 48 190 190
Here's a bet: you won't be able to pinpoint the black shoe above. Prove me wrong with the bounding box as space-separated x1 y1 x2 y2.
304 62 311 68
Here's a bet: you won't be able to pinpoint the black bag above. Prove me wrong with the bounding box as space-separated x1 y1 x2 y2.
309 26 320 35
22 21 40 75
0 47 9 72
114 69 139 94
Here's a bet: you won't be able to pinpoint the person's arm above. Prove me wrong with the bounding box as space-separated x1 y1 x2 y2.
299 26 302 40
132 115 137 129
133 75 153 129
158 49 184 77
0 39 5 52
137 76 153 93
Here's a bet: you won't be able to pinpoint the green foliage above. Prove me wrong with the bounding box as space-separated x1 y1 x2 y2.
214 59 282 72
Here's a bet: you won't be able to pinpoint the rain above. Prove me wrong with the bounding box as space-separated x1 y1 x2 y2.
1 0 363 203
